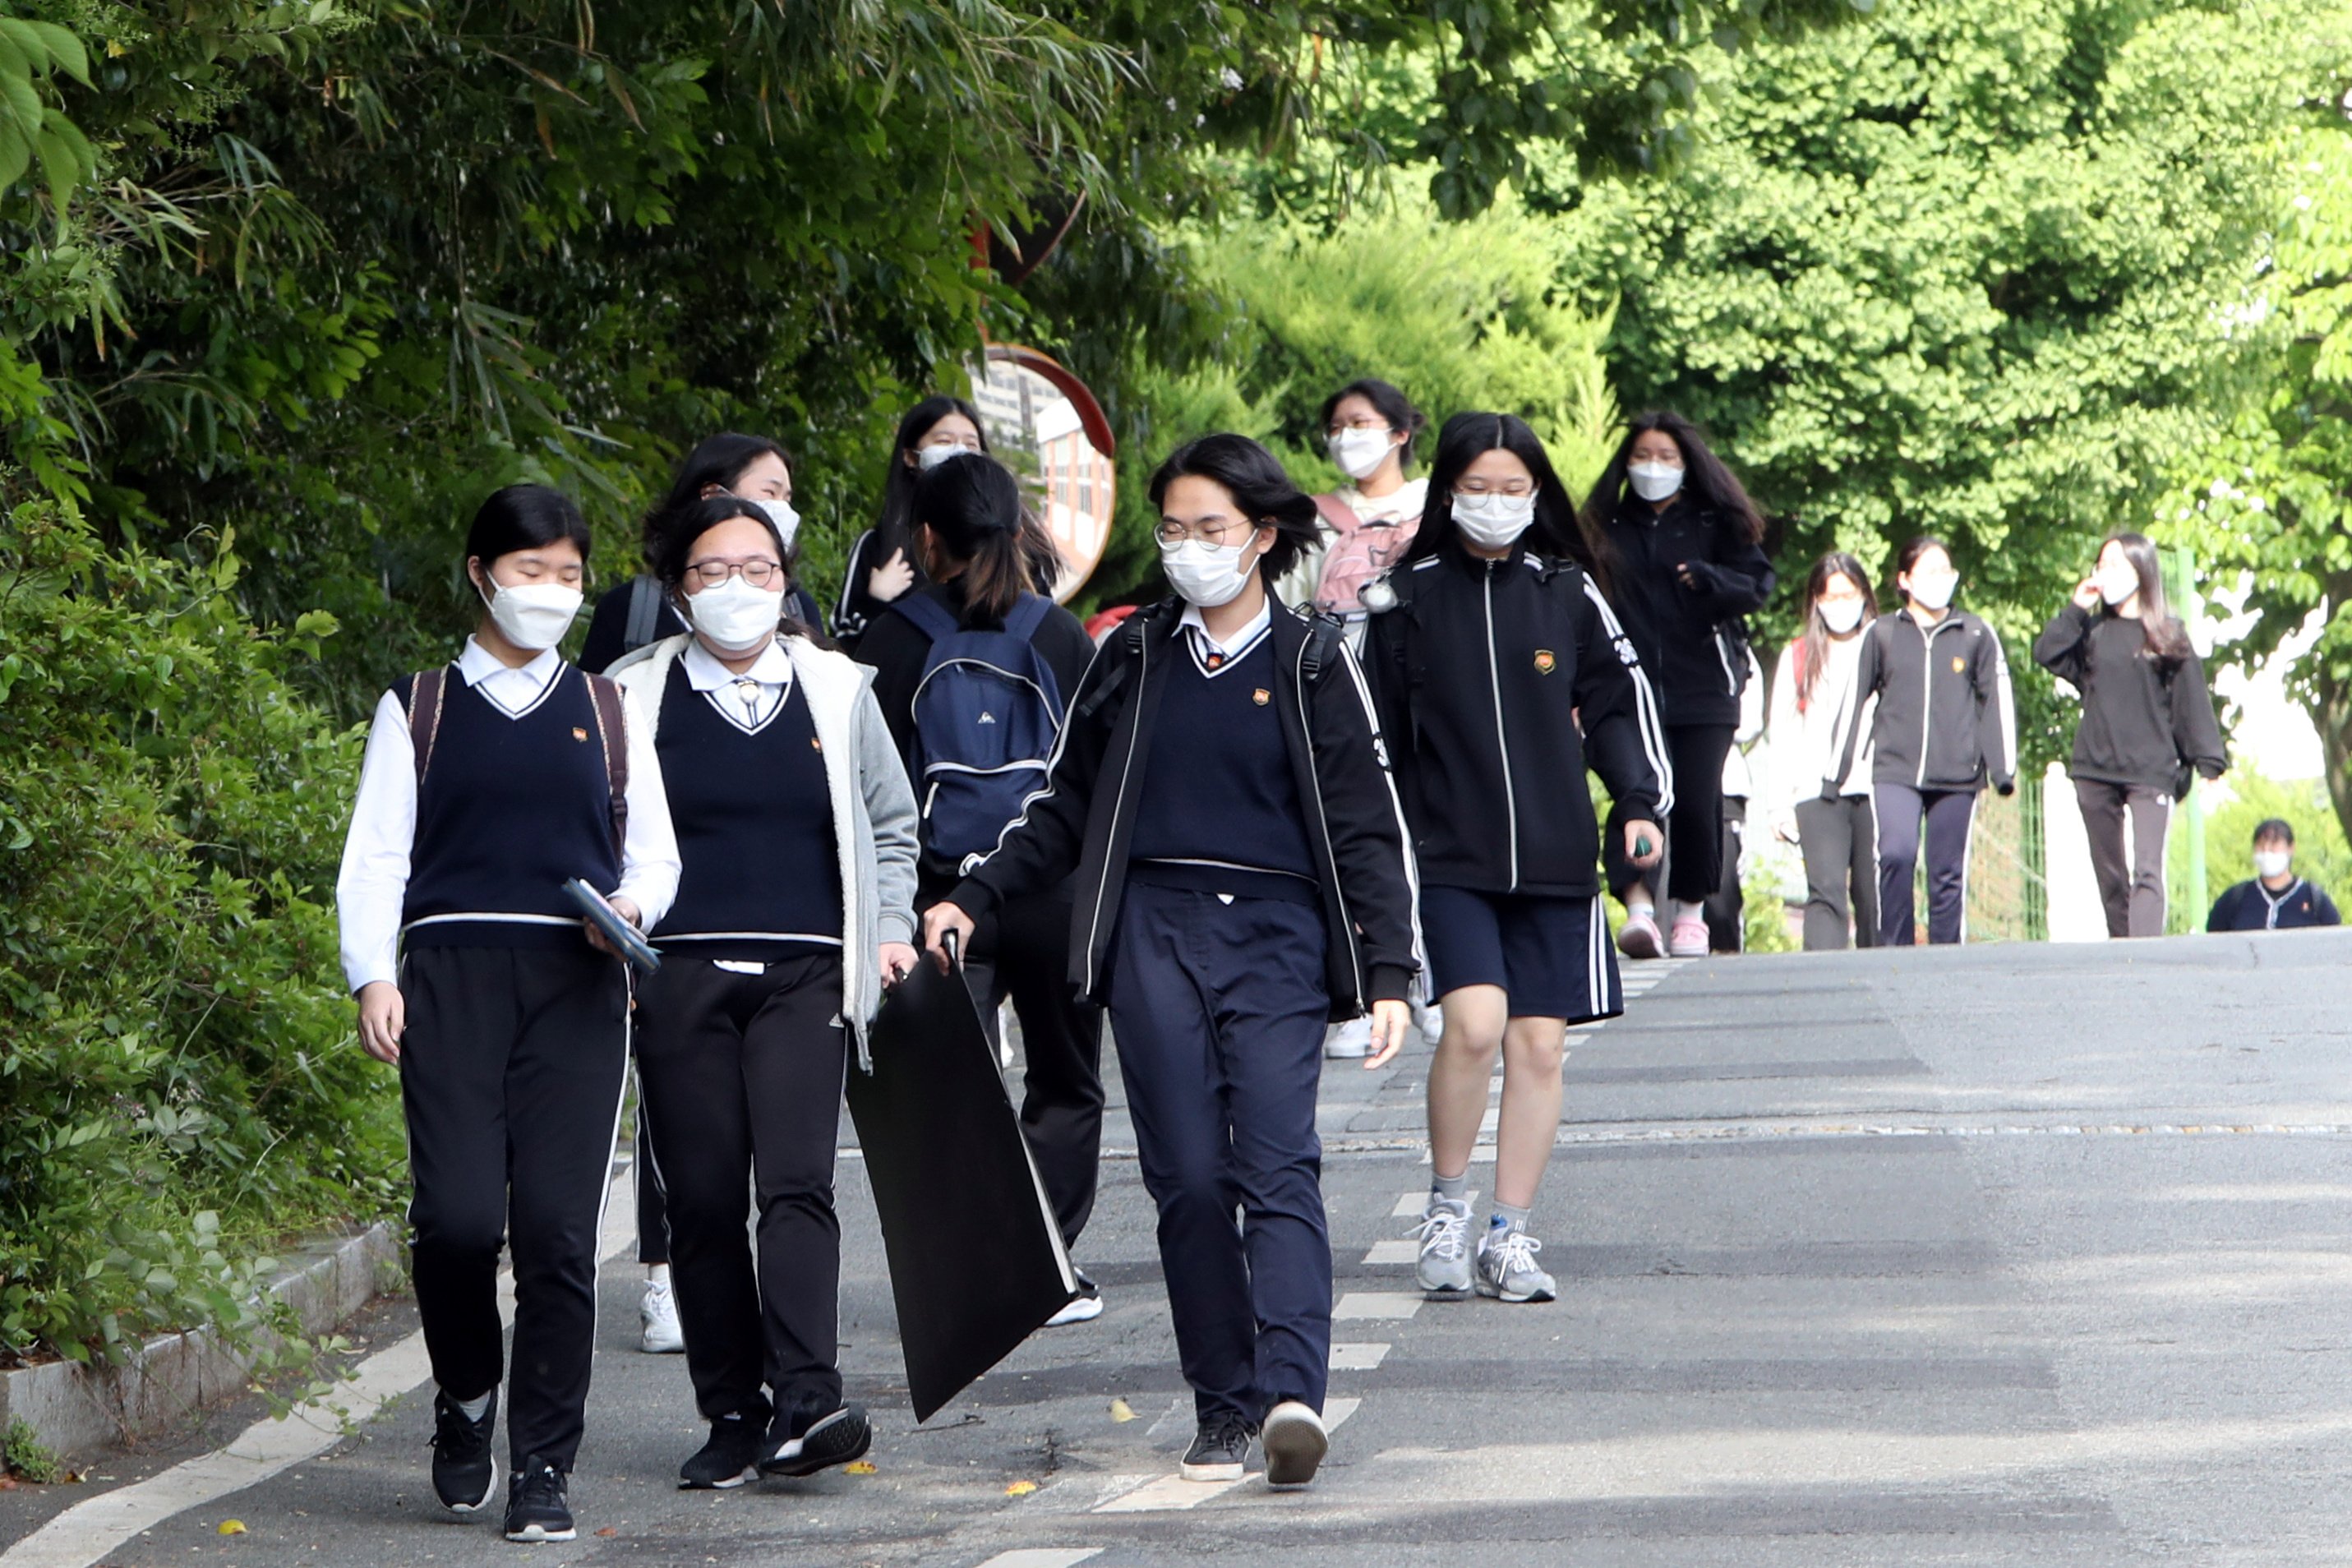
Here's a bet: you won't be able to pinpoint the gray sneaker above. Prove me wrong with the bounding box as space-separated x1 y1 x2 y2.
1414 1198 1473 1298
1475 1225 1557 1303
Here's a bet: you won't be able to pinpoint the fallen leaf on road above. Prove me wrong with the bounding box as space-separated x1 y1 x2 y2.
1004 1480 1037 1497
595 1527 618 1537
217 1521 247 1536
1109 1399 1136 1423
844 1460 878 1474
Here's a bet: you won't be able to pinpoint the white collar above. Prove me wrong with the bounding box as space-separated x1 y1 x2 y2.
681 636 793 693
456 638 563 712
1178 597 1273 662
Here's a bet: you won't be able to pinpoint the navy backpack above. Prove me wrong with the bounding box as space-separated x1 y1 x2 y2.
892 593 1068 868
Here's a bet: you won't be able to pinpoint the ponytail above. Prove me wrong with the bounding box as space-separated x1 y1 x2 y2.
912 453 1036 625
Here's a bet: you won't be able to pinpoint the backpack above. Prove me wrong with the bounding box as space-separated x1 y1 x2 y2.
1310 494 1422 615
404 664 630 853
893 593 1068 864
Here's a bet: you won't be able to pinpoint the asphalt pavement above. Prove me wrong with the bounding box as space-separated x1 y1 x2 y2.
7 926 2350 1566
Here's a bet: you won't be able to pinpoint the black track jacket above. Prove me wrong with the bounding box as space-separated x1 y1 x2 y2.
949 597 1419 1018
1363 543 1673 897
1832 608 2018 796
1598 499 1775 729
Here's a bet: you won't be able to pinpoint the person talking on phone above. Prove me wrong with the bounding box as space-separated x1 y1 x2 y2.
921 434 1418 1492
2033 531 2225 938
610 494 920 1490
335 486 680 1543
1362 412 1670 1307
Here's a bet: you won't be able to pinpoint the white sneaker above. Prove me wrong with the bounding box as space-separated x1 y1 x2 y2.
639 1276 685 1354
1474 1225 1557 1303
1324 1017 1373 1059
1414 1198 1473 1298
1261 1400 1327 1488
1045 1274 1104 1326
1667 916 1710 958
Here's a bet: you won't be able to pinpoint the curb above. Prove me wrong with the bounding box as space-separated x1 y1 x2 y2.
0 1221 401 1460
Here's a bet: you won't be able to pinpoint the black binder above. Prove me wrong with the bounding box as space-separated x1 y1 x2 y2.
845 953 1078 1422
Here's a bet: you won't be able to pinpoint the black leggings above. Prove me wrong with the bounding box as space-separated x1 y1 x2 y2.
1607 723 1736 905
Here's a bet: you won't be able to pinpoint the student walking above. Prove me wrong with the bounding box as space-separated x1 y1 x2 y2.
610 494 920 1489
922 434 1418 1492
1276 377 1430 633
1361 413 1669 1307
581 432 824 676
2032 532 2226 938
1831 538 2017 946
852 452 1109 1325
336 486 680 1543
2207 819 2342 931
1581 413 1776 958
1768 552 1882 951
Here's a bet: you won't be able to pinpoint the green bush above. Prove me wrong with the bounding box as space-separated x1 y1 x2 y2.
0 506 398 1364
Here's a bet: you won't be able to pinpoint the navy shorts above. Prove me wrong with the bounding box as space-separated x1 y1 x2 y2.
1418 884 1624 1023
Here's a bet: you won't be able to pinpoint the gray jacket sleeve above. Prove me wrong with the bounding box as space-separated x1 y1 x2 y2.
853 682 921 946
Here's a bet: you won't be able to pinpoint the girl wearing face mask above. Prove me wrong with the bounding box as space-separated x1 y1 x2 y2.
1365 413 1670 1307
921 434 1418 1492
2032 532 2225 938
851 454 1108 1326
582 432 824 675
335 486 680 1543
1275 379 1429 642
607 495 920 1489
1767 552 1882 950
1829 537 2018 945
1580 412 1777 959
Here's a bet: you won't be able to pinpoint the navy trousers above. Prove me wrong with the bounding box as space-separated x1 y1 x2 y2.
1107 879 1331 1424
1874 782 1976 945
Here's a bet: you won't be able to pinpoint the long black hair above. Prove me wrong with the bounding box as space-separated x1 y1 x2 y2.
467 484 590 566
1581 410 1766 546
913 453 1060 625
1400 412 1595 574
875 395 990 556
649 494 825 645
1147 433 1322 584
1795 550 1878 712
2101 530 2192 662
1318 377 1427 473
638 432 791 567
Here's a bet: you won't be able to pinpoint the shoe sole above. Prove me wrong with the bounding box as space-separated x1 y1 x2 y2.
504 1524 577 1543
1045 1294 1105 1326
1474 1279 1558 1304
1178 1460 1245 1483
1262 1414 1327 1488
1419 1280 1473 1301
678 1463 758 1490
639 1335 685 1354
1616 926 1661 960
759 1414 872 1478
437 1458 498 1514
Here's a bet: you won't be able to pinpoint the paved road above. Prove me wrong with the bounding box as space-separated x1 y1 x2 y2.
8 928 2351 1566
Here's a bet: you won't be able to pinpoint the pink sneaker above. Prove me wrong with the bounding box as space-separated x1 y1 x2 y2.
1616 910 1663 960
1667 916 1710 957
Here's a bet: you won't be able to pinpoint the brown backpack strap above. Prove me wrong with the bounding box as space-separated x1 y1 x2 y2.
585 671 630 855
406 666 448 785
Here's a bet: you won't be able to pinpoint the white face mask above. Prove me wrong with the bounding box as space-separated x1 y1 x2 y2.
1160 536 1259 608
1818 597 1865 635
917 441 980 473
1451 491 1536 550
686 575 786 653
1907 571 1958 611
2254 849 2291 879
1629 461 1685 502
1327 427 1394 482
478 575 582 651
2096 563 2140 606
745 496 800 549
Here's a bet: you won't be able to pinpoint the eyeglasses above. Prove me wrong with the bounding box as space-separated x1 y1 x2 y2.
1155 517 1260 546
1455 478 1535 498
1326 418 1392 437
686 558 785 588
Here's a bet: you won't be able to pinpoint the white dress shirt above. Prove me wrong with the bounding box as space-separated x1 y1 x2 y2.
1178 597 1275 675
335 637 680 992
680 636 794 731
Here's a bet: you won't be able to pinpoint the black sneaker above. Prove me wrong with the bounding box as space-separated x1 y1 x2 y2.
758 1404 872 1478
679 1412 765 1490
502 1457 575 1543
428 1389 497 1513
1179 1412 1256 1483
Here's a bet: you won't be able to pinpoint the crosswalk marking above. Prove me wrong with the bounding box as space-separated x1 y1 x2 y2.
975 1552 1104 1568
1334 1291 1423 1320
1363 1238 1418 1265
1330 1341 1390 1369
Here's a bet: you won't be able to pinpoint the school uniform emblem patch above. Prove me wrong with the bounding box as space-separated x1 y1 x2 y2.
1533 650 1556 674
572 726 589 742
1252 688 1271 706
810 736 823 750
1950 655 1966 673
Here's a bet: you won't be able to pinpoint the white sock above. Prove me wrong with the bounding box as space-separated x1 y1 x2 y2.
1626 896 1655 920
647 1263 671 1285
1670 898 1704 925
450 1389 492 1421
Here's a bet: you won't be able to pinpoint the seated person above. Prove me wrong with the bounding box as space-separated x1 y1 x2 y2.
2207 818 2341 931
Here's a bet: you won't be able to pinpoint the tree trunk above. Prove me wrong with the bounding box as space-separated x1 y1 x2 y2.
2308 572 2352 854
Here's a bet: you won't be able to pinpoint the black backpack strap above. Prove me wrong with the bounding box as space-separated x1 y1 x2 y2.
1072 603 1164 726
1298 610 1344 686
623 574 662 653
584 672 630 856
1003 593 1052 643
405 666 448 785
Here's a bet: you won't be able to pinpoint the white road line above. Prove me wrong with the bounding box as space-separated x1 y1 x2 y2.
2 1171 637 1568
1330 1342 1390 1370
1333 1292 1423 1321
975 1552 1104 1568
1095 1473 1244 1513
1324 1396 1362 1431
1391 1189 1475 1218
1363 1239 1418 1266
